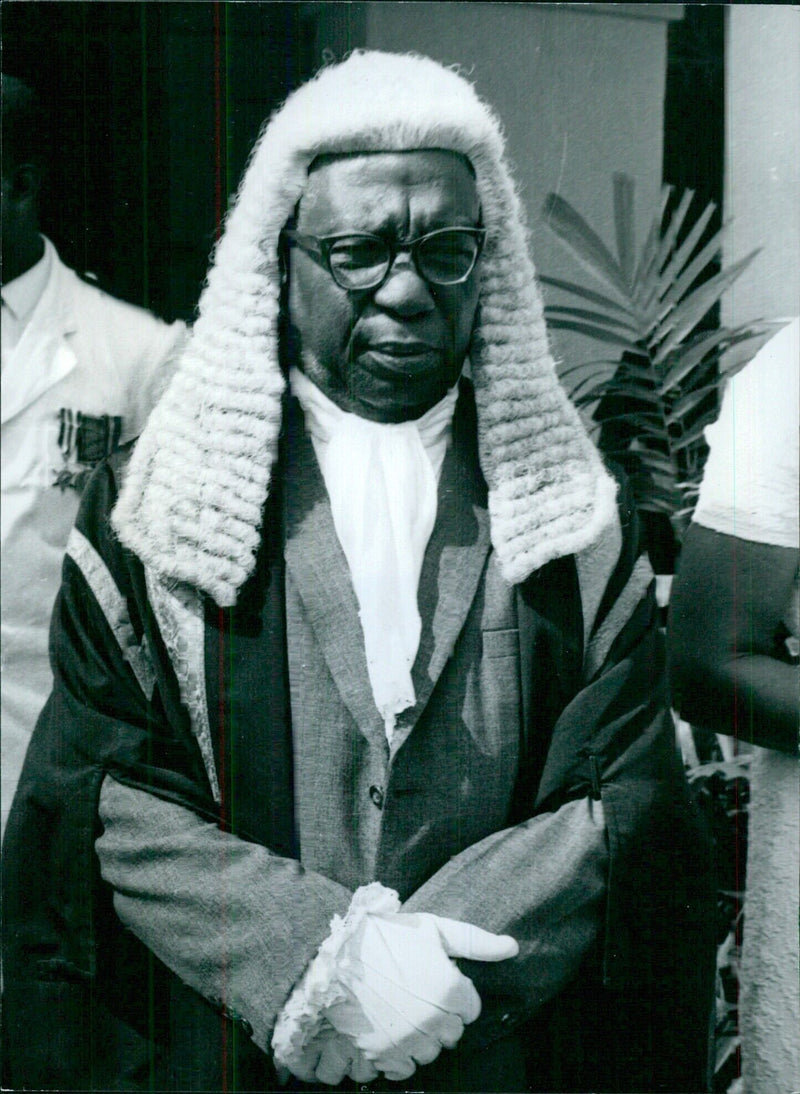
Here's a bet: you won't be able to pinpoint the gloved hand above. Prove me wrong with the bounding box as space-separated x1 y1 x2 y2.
271 884 518 1085
323 908 519 1080
275 1023 380 1086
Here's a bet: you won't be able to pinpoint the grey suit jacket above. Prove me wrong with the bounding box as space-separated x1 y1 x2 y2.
94 404 624 1048
3 389 715 1091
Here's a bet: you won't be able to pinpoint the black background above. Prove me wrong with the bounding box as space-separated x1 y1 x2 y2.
3 3 722 327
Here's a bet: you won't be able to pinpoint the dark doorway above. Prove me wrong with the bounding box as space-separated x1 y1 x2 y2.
2 2 336 323
650 4 726 574
663 5 726 314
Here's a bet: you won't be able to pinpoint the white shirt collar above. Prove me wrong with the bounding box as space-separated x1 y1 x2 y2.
289 365 459 481
2 236 51 324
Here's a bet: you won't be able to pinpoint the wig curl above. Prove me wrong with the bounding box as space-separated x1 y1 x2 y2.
113 50 616 606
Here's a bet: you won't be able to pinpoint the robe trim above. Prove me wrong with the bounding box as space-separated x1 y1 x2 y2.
66 527 156 700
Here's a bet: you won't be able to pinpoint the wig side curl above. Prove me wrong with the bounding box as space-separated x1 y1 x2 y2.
113 50 616 606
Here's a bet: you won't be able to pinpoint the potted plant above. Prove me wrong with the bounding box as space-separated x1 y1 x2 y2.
539 173 779 573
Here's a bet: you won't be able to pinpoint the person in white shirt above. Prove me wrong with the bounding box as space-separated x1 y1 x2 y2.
670 317 799 1094
1 74 186 838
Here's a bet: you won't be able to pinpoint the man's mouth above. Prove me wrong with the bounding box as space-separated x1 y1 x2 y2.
357 341 443 375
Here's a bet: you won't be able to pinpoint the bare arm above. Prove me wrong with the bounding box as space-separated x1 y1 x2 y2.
669 523 799 753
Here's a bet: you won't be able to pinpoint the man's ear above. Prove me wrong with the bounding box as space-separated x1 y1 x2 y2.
9 162 42 206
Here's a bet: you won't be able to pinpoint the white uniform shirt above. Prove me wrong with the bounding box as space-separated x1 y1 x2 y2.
694 317 799 550
1 237 186 837
1 240 51 356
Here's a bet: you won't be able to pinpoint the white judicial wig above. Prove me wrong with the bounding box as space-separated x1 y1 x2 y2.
113 50 617 607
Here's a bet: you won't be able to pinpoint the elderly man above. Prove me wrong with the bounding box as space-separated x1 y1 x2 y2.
3 53 713 1092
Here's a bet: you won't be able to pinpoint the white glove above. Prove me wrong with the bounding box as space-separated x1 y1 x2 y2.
271 884 518 1085
326 906 518 1080
275 1024 380 1086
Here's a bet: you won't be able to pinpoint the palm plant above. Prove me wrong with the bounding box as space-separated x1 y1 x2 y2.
540 173 779 545
542 176 781 1091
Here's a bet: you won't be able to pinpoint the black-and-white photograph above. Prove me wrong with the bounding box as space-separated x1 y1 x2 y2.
2 4 798 1092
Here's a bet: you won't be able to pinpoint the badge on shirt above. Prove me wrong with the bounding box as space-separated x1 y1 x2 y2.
53 408 123 493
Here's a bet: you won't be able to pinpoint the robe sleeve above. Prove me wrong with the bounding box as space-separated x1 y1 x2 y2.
95 777 351 1054
4 455 351 1062
403 484 713 1057
402 796 608 1047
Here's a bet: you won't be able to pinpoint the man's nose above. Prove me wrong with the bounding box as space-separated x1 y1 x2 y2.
372 254 435 315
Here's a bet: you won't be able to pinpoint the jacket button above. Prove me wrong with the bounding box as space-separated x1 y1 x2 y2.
369 785 384 809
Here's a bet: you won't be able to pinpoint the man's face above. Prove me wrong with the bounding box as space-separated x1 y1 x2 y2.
287 150 481 423
1 152 41 286
1 156 23 283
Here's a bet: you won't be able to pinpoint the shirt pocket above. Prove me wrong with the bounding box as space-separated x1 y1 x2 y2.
482 627 520 660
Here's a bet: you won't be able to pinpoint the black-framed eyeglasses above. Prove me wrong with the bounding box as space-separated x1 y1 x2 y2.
281 226 487 290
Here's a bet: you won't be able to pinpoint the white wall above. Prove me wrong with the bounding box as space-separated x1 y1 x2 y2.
723 5 800 326
362 2 682 377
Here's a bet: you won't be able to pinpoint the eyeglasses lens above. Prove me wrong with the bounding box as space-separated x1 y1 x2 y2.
418 232 480 285
328 231 480 289
329 238 389 290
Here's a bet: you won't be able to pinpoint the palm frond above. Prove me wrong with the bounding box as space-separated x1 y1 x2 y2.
541 175 775 538
660 219 727 310
633 185 672 300
652 250 760 363
671 411 719 452
568 369 619 399
543 317 637 351
637 498 682 515
544 305 641 335
658 328 738 393
541 192 630 297
615 360 659 384
659 322 774 394
557 357 627 381
654 202 718 305
630 450 678 476
650 189 695 287
577 381 663 406
539 275 636 317
667 383 722 422
613 172 636 285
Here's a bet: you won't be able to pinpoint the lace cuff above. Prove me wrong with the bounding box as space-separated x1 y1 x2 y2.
271 882 399 1068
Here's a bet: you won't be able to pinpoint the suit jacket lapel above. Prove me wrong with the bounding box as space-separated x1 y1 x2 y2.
395 409 491 749
283 389 491 747
283 409 383 740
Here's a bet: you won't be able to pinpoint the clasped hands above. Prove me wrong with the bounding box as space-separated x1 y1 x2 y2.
272 888 518 1086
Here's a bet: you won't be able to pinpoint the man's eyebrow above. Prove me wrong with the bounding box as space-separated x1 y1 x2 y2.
314 217 485 240
306 149 476 176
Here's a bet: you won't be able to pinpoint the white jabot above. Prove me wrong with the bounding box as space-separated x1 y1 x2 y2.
290 366 458 741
